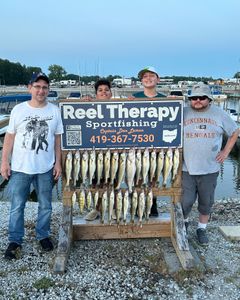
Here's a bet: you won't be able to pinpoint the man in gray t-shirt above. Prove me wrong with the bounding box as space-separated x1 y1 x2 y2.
182 82 239 245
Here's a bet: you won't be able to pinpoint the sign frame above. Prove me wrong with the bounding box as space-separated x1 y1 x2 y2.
59 98 183 150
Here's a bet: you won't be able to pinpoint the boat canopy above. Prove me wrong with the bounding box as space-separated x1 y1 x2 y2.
0 94 31 103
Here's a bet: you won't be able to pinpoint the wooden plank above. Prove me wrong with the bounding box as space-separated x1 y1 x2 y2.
53 205 73 274
219 226 240 241
172 202 189 250
72 215 171 240
73 223 171 240
171 236 195 270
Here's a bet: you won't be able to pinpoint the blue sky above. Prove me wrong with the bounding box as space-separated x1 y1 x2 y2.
1 0 240 79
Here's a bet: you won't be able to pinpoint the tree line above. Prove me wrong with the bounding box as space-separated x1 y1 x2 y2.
0 58 238 86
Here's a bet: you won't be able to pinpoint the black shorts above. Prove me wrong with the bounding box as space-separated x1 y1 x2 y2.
181 171 219 217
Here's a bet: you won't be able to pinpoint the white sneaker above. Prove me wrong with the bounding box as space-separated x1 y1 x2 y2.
85 209 100 221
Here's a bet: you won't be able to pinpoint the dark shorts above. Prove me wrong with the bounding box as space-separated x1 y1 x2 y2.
181 171 219 217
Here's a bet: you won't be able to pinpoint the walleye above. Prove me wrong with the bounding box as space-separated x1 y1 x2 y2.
142 148 150 186
115 151 126 190
86 190 92 210
104 149 111 184
71 191 77 207
78 189 86 213
149 149 157 183
126 148 136 193
156 149 165 185
116 190 123 226
146 189 153 221
88 149 96 186
131 189 138 223
101 190 108 224
163 148 173 187
65 151 72 187
123 190 129 225
96 150 104 185
138 189 145 227
93 190 99 209
73 150 80 186
172 148 180 182
135 149 142 185
81 150 89 186
110 151 119 185
108 189 115 225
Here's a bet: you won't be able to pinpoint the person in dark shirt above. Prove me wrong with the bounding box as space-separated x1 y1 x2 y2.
132 66 165 98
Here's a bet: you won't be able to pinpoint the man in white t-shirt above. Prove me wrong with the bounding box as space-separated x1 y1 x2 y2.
1 72 63 259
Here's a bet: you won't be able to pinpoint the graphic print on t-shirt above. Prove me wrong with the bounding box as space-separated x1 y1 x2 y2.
22 115 53 154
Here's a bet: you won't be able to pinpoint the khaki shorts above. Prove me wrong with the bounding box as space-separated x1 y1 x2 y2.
181 171 219 217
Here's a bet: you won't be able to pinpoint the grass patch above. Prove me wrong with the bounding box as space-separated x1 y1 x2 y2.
33 277 55 290
172 267 205 285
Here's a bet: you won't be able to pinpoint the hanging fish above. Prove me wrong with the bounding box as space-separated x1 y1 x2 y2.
96 150 104 185
123 190 129 225
89 149 96 186
138 189 145 227
145 189 153 221
101 190 108 224
172 148 180 182
156 149 165 185
131 189 138 224
73 150 80 186
94 190 99 209
110 151 119 185
78 189 86 214
104 149 111 184
126 148 136 193
65 151 72 187
86 190 93 210
108 189 115 225
163 148 173 187
149 149 157 183
135 149 142 186
116 190 123 226
81 150 89 186
142 148 150 186
115 151 126 190
71 191 77 207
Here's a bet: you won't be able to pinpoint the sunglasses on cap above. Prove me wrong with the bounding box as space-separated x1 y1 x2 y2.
189 96 208 101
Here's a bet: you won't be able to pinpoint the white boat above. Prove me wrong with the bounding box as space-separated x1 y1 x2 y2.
210 85 227 101
226 108 239 122
0 114 10 136
167 89 185 100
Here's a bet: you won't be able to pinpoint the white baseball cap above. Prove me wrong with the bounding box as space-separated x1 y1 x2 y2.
138 66 159 79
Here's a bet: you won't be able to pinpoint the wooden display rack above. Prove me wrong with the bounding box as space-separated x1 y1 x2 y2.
53 98 194 273
53 149 194 274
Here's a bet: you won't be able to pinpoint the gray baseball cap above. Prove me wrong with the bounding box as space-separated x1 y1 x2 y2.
188 82 213 101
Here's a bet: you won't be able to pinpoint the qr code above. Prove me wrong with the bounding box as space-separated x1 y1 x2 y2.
66 131 82 146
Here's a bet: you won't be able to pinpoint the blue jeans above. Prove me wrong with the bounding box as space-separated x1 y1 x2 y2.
8 169 54 244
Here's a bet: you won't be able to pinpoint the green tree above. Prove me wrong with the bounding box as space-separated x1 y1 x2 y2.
234 72 240 79
48 64 67 81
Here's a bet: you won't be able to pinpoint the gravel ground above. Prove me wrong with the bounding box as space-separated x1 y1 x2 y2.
0 198 239 300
